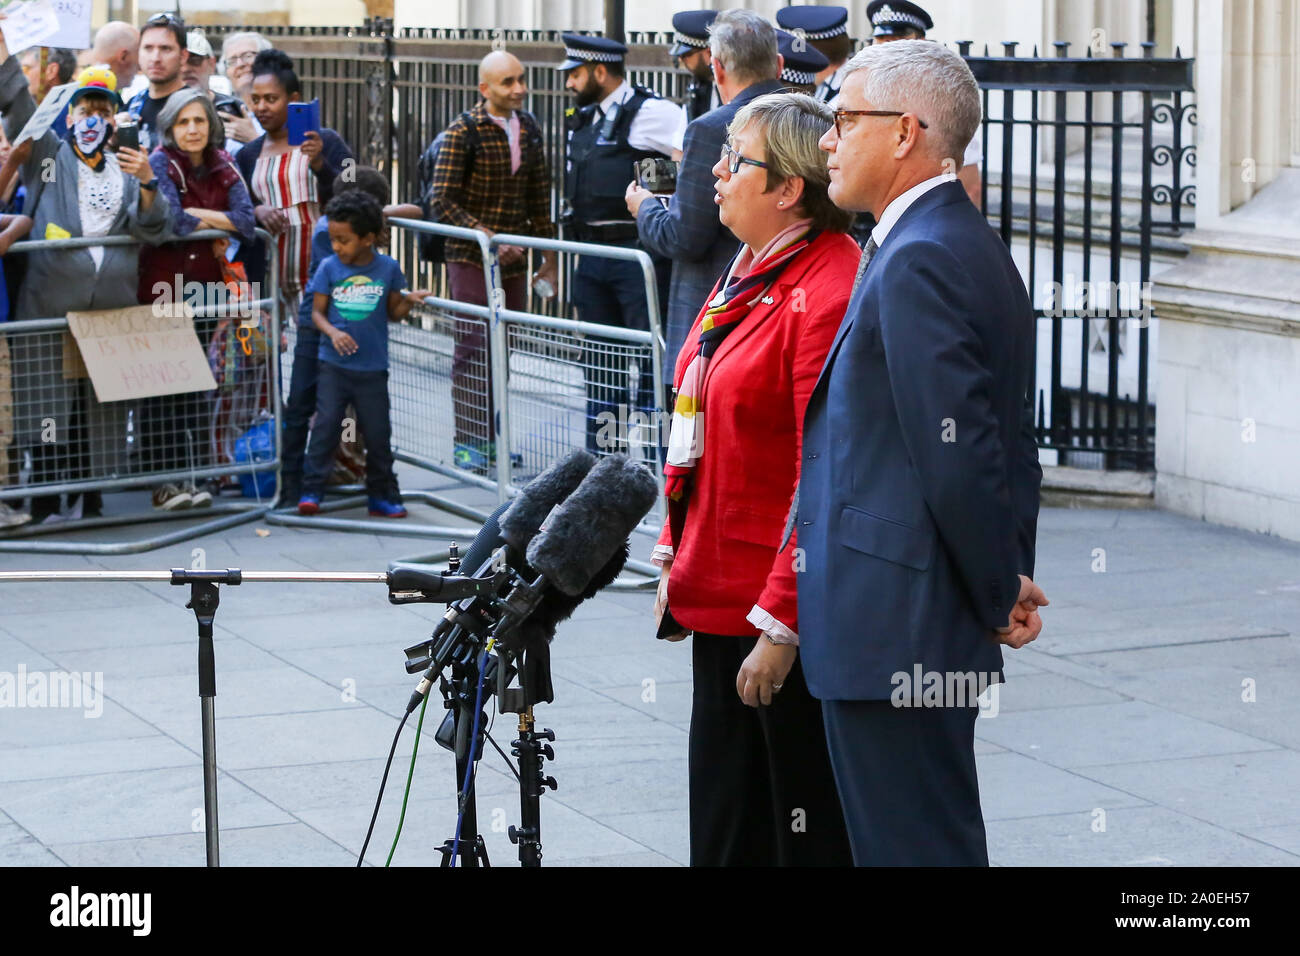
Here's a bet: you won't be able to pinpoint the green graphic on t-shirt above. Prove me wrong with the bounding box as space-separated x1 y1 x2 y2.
332 273 386 322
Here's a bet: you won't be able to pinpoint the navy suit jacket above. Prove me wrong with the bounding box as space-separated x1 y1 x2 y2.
796 179 1042 701
636 78 785 362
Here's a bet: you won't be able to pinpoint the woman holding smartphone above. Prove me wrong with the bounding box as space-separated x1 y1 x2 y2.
233 49 352 317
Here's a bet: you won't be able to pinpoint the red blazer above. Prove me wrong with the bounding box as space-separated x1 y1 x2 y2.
658 229 860 636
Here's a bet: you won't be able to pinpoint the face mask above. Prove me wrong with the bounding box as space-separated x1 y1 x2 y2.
73 114 112 156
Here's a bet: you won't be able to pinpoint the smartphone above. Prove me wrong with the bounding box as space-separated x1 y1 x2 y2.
635 157 678 194
286 99 321 147
116 124 139 152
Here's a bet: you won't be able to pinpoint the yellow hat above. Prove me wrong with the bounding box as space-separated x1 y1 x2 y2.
69 64 123 110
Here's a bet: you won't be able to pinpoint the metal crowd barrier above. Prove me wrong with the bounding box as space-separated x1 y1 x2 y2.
272 219 667 585
0 220 669 583
0 229 284 555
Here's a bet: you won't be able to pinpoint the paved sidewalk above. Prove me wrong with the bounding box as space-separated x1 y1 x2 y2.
1 474 1298 866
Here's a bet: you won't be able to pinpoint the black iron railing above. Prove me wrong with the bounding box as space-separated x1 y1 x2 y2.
201 21 1193 472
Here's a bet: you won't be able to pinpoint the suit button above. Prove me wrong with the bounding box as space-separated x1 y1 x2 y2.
801 520 812 526
806 452 818 459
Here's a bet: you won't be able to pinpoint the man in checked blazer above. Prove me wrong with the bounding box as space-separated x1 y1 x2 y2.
796 40 1049 865
628 9 785 363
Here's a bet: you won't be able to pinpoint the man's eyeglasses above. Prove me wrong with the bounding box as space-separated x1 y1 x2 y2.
145 12 184 28
832 109 929 136
719 142 767 175
224 51 258 66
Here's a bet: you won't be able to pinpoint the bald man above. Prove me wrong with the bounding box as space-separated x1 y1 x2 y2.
92 20 140 90
423 50 557 472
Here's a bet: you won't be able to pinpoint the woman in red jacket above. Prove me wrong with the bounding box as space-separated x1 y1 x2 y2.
652 93 860 866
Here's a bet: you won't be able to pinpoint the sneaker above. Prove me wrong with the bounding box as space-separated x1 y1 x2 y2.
0 501 31 529
152 483 193 510
453 441 489 474
187 483 213 508
297 494 321 516
367 497 407 518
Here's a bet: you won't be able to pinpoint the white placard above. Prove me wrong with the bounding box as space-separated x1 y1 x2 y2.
0 0 62 56
45 0 91 50
13 79 75 145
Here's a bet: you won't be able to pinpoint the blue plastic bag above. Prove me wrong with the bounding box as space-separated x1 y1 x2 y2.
233 419 277 499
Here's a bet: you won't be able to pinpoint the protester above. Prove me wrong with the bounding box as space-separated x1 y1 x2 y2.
17 47 76 101
797 40 1046 865
0 207 32 529
650 92 857 866
630 9 785 365
236 49 352 318
137 88 255 510
282 165 421 505
181 30 219 97
0 57 168 523
427 50 556 474
216 32 271 148
124 11 188 152
297 191 428 518
91 20 140 91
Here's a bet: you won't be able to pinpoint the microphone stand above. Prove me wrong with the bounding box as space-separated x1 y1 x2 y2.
437 657 491 867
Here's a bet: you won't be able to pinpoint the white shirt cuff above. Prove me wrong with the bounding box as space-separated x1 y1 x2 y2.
747 605 798 646
651 544 674 568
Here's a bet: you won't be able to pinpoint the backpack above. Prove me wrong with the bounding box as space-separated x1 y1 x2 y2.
417 111 479 263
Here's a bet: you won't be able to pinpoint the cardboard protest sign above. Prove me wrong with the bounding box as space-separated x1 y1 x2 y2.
65 304 218 402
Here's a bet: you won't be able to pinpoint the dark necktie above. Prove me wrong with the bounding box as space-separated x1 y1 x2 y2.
778 236 880 553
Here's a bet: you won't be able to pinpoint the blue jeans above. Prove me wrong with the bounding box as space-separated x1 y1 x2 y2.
281 325 321 493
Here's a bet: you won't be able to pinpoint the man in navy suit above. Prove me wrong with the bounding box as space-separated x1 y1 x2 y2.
627 9 785 364
793 39 1048 865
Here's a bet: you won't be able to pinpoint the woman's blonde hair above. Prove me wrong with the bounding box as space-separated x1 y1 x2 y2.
727 92 854 233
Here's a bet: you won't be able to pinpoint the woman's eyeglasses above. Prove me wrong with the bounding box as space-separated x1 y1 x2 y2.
832 109 929 136
719 142 767 175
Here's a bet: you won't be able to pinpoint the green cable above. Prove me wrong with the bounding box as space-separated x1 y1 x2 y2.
386 689 430 866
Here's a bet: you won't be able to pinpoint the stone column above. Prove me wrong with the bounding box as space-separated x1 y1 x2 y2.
1150 0 1300 542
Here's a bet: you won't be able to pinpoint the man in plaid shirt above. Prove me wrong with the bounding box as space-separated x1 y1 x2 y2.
429 50 557 472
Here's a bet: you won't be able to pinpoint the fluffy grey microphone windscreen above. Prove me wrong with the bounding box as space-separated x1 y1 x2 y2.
525 455 660 596
498 449 598 553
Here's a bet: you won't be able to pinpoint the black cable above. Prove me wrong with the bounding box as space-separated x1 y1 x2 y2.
357 708 411 866
484 698 521 782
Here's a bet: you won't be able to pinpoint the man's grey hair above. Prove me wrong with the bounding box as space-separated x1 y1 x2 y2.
158 88 226 152
708 9 779 85
20 47 77 85
220 31 272 70
842 40 981 166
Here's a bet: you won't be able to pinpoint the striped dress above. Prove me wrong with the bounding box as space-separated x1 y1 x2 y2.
250 148 319 312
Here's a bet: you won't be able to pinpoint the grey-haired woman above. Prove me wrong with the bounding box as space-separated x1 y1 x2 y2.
138 87 256 509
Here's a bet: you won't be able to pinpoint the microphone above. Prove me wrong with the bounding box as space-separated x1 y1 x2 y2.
399 451 600 713
525 455 660 596
499 449 597 555
492 455 659 710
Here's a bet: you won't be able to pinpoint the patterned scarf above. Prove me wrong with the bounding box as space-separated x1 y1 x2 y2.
664 222 820 547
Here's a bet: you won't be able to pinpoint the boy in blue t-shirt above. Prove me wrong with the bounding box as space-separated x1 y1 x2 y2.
282 166 422 504
297 191 428 517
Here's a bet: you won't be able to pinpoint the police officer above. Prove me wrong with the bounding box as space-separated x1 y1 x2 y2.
867 0 933 40
866 0 983 206
777 29 830 95
557 33 681 456
668 10 719 159
775 5 851 104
